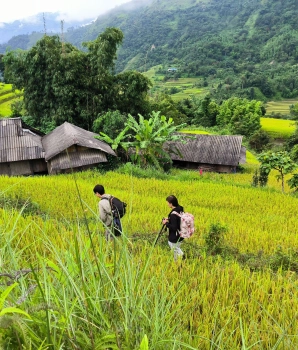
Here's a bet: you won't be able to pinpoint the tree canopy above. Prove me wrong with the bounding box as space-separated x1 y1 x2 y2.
0 54 4 78
3 28 151 132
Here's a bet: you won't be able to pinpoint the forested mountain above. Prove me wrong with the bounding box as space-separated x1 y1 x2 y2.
1 0 298 100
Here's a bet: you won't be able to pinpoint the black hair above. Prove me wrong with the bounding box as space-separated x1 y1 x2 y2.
166 195 179 207
93 184 105 195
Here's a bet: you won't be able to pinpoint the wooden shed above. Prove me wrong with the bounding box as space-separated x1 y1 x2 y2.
41 122 116 174
0 118 47 176
166 134 246 173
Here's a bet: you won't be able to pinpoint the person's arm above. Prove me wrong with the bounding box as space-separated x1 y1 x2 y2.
165 213 180 232
99 199 112 223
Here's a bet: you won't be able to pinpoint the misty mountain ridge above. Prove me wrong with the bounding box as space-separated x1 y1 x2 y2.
0 12 96 44
0 0 199 48
0 0 155 45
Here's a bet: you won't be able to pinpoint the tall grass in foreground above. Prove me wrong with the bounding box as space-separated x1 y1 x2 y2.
1 206 298 349
0 208 199 349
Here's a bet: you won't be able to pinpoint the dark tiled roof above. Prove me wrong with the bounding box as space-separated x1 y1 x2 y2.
41 122 116 161
167 134 245 166
0 118 45 162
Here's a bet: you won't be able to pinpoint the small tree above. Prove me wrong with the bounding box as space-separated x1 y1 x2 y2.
257 151 297 193
251 167 269 188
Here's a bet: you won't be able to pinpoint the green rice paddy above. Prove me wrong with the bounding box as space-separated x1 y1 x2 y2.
181 129 210 134
261 117 296 139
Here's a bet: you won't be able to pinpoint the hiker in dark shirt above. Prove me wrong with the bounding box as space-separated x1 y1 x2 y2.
162 195 184 260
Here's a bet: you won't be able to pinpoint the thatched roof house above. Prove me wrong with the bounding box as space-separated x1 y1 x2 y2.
41 122 116 174
0 118 116 176
0 118 47 176
166 134 246 173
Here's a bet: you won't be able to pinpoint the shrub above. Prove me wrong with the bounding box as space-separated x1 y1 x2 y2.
249 130 271 152
0 195 44 217
290 144 298 162
204 223 227 255
116 163 169 180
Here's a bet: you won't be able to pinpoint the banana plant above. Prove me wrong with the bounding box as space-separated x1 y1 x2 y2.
124 111 187 169
95 125 131 155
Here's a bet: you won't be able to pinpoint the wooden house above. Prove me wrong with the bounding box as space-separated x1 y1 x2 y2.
166 134 246 173
0 118 47 176
41 122 116 174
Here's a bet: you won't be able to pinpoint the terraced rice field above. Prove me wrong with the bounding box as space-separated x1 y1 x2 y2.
265 99 298 116
0 83 23 117
144 66 208 100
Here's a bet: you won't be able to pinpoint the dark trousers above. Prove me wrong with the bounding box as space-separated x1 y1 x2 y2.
113 217 122 236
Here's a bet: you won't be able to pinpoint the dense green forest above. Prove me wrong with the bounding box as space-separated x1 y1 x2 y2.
2 0 298 101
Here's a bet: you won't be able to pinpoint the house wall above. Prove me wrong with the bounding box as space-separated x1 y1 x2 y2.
172 160 237 173
10 161 32 176
47 146 107 174
31 159 48 174
0 159 47 176
0 163 10 175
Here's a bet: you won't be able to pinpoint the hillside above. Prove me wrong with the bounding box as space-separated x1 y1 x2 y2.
1 0 298 101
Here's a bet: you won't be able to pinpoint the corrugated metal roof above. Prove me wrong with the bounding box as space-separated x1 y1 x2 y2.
166 134 244 166
42 122 116 161
0 118 45 162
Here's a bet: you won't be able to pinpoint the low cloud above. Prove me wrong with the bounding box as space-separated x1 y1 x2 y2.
22 15 42 24
1 0 131 23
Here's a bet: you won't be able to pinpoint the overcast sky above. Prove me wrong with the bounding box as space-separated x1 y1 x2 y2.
0 0 131 23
